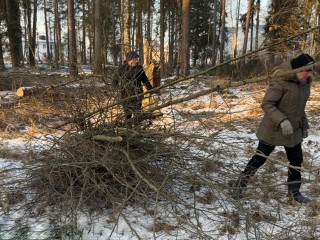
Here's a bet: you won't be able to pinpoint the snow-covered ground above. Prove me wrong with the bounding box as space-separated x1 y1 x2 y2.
1 76 320 239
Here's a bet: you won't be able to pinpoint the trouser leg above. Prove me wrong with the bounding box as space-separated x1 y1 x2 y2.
241 141 276 181
233 141 275 199
284 143 303 195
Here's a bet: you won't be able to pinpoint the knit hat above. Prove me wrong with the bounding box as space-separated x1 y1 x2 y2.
290 54 315 70
126 51 139 61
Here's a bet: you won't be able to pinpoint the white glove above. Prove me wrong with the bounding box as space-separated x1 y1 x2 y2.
280 119 293 135
302 130 308 138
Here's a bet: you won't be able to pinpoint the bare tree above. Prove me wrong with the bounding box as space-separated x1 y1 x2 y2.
0 0 6 70
159 0 165 72
312 0 320 59
93 0 103 74
5 0 22 68
242 0 253 56
181 0 190 75
121 0 130 62
233 0 241 59
25 0 37 67
43 0 52 64
67 0 78 79
144 0 154 66
168 0 175 70
255 0 260 51
80 0 87 65
219 0 226 63
54 0 63 65
136 0 143 60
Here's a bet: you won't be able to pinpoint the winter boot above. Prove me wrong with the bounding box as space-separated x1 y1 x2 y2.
287 182 311 203
287 191 311 203
232 175 249 200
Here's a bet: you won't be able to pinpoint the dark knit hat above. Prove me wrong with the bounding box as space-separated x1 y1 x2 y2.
290 54 315 70
126 51 139 61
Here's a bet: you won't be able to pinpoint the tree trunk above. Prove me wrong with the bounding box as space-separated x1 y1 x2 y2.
249 0 254 52
219 0 226 63
174 0 182 75
67 0 78 79
168 0 175 70
313 0 320 59
144 0 153 65
212 0 218 65
0 33 6 71
0 1 6 70
181 0 190 76
136 0 143 60
93 0 103 74
54 0 63 65
121 0 130 62
242 0 252 56
233 0 240 59
81 0 87 64
255 0 260 51
5 0 22 68
25 0 34 67
159 0 165 74
240 0 253 70
31 0 37 66
301 0 312 52
44 0 51 64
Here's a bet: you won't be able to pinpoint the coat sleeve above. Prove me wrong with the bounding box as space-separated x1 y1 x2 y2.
137 66 153 91
261 79 287 126
301 111 309 130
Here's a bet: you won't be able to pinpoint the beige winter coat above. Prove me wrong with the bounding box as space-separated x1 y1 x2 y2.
256 62 311 148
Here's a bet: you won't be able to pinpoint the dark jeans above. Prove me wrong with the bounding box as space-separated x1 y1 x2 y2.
242 141 303 192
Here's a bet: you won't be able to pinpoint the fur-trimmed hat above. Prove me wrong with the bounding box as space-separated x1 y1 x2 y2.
290 54 315 70
126 51 139 61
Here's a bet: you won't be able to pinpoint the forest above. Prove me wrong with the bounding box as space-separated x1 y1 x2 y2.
0 0 320 239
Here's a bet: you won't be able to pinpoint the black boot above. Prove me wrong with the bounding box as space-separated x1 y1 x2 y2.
232 175 249 200
287 191 311 203
287 182 311 203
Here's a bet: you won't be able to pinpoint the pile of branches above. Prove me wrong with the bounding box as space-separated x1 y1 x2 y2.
29 124 179 210
14 73 191 213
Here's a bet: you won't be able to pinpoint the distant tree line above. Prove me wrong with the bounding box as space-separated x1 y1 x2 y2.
0 0 318 78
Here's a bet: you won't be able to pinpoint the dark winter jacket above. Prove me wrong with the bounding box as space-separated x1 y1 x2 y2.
256 62 312 148
116 63 153 100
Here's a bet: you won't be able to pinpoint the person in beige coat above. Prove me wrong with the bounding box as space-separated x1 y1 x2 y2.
233 53 315 203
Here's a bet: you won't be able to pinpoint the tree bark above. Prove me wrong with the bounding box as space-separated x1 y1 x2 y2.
219 0 226 63
136 0 143 60
159 0 165 73
255 0 260 51
93 0 103 74
44 0 51 64
181 0 190 75
5 0 22 68
121 0 130 62
67 0 78 79
242 0 253 56
54 0 63 65
81 0 87 64
212 0 218 65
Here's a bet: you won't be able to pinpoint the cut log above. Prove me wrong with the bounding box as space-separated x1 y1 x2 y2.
92 135 123 142
16 86 50 97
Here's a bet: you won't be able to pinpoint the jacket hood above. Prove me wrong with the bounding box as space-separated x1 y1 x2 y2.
270 61 313 83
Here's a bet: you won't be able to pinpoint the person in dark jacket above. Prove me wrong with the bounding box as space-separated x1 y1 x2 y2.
116 51 154 120
233 53 315 203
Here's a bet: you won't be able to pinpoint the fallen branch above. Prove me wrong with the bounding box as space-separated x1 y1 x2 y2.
92 135 123 142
